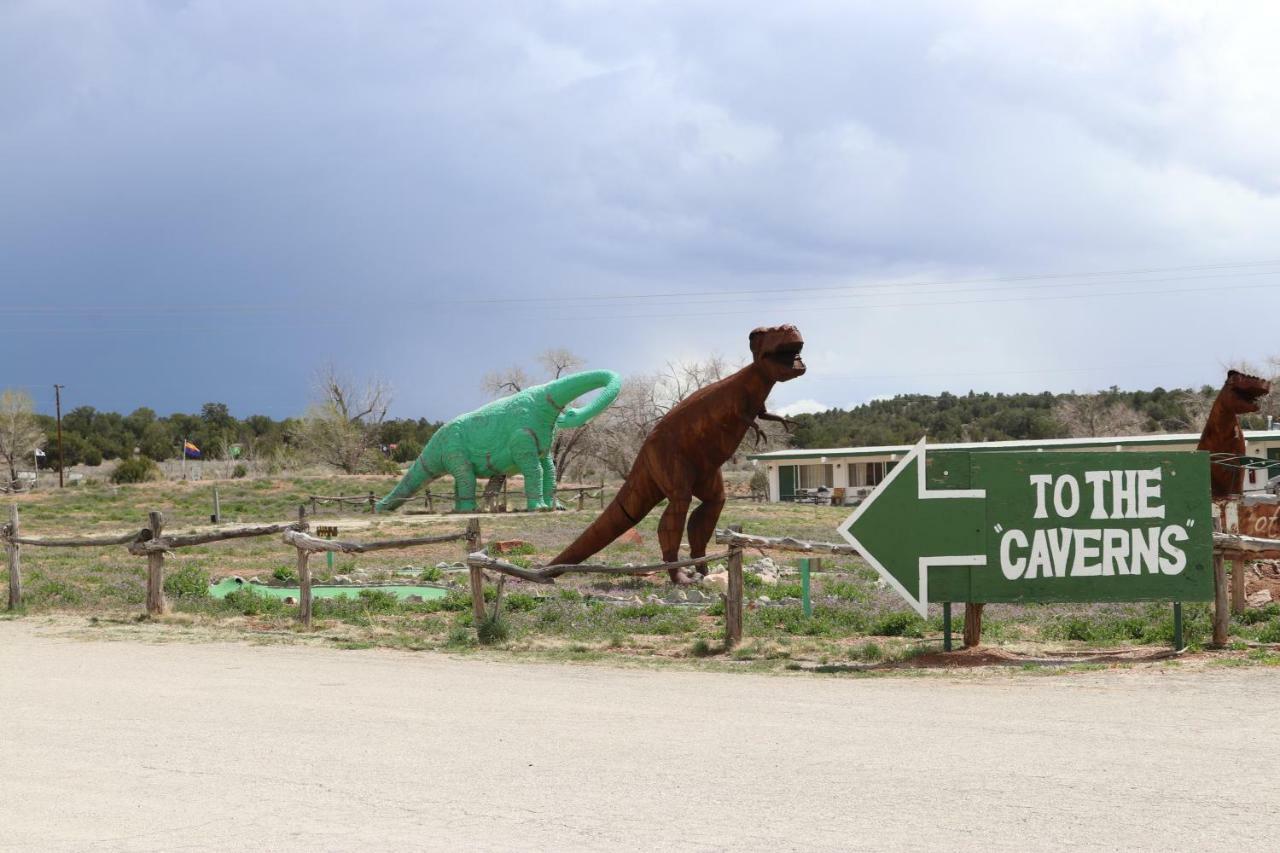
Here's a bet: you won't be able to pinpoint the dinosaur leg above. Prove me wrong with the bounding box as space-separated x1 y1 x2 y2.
658 495 696 584
545 467 664 572
441 449 477 512
540 454 560 511
687 470 726 577
511 432 548 511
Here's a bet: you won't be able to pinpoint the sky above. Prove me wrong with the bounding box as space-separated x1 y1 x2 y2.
4 1 1280 421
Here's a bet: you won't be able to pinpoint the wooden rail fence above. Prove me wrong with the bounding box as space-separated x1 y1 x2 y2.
6 500 1280 651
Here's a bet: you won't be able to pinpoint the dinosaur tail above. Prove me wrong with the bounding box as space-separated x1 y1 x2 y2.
376 455 433 513
545 474 662 574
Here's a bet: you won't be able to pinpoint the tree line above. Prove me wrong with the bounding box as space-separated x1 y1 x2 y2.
785 384 1255 449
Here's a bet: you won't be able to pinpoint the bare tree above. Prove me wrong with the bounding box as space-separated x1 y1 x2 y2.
296 366 392 473
537 348 584 380
481 365 531 397
1052 392 1148 438
0 389 44 489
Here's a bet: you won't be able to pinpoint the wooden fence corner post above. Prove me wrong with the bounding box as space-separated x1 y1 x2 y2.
297 547 312 628
1213 552 1229 646
724 524 744 649
466 517 486 625
145 511 167 616
7 504 20 611
963 603 983 648
726 547 744 649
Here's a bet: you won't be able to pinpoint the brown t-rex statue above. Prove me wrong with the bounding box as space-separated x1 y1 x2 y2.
1196 369 1271 498
547 324 807 583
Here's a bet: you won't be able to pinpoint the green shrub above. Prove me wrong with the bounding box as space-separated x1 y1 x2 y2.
111 457 160 484
869 611 925 638
164 564 210 599
419 566 443 583
232 463 248 479
356 588 399 612
476 615 509 644
690 638 715 657
749 468 769 496
271 565 297 584
223 586 284 615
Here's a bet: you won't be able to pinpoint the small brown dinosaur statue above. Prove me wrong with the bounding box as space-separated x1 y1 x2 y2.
1196 369 1272 498
547 324 807 583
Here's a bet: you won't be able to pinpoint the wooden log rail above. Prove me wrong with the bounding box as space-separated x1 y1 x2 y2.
465 547 744 647
714 529 859 555
282 529 467 554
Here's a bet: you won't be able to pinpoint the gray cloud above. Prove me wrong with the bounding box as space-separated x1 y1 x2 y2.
3 1 1279 419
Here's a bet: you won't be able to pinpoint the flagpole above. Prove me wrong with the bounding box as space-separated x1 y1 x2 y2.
181 437 186 480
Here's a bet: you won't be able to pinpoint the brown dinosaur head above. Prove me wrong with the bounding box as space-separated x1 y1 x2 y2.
750 324 806 382
1221 369 1271 414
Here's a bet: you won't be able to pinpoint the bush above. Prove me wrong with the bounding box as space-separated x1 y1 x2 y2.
223 586 284 616
476 615 510 644
419 565 443 583
164 564 210 598
232 463 248 479
356 588 399 612
393 440 422 463
749 468 769 495
271 565 297 584
869 611 925 637
111 456 160 484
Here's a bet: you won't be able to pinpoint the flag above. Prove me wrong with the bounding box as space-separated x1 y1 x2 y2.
183 440 202 459
34 449 46 458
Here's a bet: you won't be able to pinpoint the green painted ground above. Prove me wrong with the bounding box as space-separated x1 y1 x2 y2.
208 579 448 601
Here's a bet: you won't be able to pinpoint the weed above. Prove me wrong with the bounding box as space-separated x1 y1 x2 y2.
869 611 925 638
690 638 714 657
271 565 298 584
163 564 210 599
476 615 510 644
419 566 443 583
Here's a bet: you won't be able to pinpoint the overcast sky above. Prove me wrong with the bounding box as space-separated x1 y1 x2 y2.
4 1 1280 421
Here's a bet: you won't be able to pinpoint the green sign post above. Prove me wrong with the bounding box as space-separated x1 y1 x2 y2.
837 439 1213 617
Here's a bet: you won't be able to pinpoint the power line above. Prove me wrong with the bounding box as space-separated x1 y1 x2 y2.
4 258 1280 316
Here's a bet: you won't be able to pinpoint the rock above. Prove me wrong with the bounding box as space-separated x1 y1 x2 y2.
645 594 662 604
702 571 729 591
283 596 297 605
663 589 686 604
435 561 453 570
685 589 707 604
757 595 772 604
492 539 530 554
405 595 425 604
1247 589 1273 607
618 527 644 546
752 557 778 572
333 575 352 585
781 597 801 606
248 576 263 585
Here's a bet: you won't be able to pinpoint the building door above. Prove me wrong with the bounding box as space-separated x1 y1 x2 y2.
778 465 796 502
1268 447 1280 483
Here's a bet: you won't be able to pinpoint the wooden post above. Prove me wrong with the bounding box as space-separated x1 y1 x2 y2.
310 496 317 517
1231 557 1246 614
942 602 952 652
145 511 167 616
963 603 983 648
1213 552 1229 646
466 517 486 625
6 504 20 611
600 479 605 509
577 489 586 511
368 491 376 513
726 547 744 648
426 492 433 513
211 486 221 524
297 548 312 627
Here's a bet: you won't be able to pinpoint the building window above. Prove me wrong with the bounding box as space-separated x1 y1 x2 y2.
797 463 834 490
865 462 885 486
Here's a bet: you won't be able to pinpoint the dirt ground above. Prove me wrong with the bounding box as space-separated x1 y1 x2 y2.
3 619 1280 852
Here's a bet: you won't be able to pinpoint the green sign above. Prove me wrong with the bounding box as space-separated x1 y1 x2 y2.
837 440 1213 616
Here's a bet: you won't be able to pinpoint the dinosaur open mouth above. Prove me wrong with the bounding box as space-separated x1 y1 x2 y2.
769 342 805 371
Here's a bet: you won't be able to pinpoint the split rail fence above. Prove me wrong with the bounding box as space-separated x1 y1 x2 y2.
5 501 1279 651
306 483 608 516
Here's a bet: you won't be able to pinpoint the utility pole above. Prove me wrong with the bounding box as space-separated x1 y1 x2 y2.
54 384 65 488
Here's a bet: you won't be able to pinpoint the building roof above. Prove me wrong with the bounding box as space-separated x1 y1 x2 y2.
748 430 1280 461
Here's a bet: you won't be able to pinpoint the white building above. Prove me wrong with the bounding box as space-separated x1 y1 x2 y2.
749 430 1280 504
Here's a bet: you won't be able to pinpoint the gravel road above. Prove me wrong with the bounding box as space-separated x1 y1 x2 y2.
2 620 1278 852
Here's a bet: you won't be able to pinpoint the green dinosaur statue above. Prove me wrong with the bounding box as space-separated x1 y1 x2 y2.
376 369 621 513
